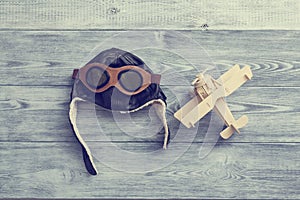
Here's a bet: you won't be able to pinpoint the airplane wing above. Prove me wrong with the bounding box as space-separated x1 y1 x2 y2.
174 95 213 128
222 65 253 97
218 64 240 83
174 86 225 128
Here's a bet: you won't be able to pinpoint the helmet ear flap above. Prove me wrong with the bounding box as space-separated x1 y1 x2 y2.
72 69 79 79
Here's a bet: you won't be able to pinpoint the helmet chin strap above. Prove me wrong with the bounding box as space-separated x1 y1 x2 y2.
69 97 98 175
69 97 169 175
154 101 169 149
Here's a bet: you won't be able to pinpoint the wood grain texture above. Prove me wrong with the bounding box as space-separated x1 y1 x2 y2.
0 0 299 30
0 142 299 198
0 29 299 199
0 31 299 87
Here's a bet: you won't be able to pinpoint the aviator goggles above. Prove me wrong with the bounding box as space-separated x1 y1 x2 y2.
73 63 161 96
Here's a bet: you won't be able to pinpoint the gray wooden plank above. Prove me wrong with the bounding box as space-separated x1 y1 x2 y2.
0 31 299 87
0 86 299 143
1 30 298 199
0 1 298 199
0 0 299 30
0 142 299 198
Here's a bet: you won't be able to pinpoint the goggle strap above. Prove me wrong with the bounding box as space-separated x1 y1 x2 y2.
72 69 79 79
151 74 161 84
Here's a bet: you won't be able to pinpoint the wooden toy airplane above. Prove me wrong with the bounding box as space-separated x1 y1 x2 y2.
174 64 253 139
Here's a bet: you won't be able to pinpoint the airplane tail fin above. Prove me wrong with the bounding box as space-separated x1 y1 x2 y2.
220 115 248 139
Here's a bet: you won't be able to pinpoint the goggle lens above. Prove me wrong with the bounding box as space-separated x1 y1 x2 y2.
118 70 143 92
86 67 109 89
77 63 160 95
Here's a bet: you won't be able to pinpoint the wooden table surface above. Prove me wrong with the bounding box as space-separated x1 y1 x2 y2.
0 1 299 199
